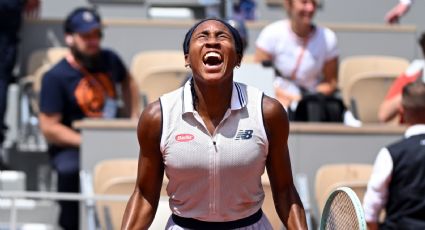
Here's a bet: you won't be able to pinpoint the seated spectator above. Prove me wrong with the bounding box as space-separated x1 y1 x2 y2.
378 32 425 123
233 0 257 21
363 80 425 229
254 0 339 112
38 7 140 230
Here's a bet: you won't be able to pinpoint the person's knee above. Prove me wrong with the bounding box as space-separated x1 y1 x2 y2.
51 149 80 174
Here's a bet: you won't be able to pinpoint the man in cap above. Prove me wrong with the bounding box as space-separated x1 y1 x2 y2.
39 7 140 230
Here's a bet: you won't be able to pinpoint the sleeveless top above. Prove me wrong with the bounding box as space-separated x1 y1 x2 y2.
159 80 269 221
383 133 425 229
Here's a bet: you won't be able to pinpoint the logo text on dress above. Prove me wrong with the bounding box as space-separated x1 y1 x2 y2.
175 134 195 142
235 130 253 140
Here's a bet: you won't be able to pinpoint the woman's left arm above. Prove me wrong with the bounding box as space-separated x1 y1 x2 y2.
316 57 338 96
262 96 307 229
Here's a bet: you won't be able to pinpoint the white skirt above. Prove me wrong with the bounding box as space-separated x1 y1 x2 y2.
164 213 273 230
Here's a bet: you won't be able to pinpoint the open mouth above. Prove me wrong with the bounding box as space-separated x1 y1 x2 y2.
203 51 223 67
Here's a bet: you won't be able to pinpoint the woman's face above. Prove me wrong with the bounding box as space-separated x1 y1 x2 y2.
185 20 241 84
287 0 316 27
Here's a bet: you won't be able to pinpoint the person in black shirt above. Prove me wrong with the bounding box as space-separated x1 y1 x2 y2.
39 7 140 230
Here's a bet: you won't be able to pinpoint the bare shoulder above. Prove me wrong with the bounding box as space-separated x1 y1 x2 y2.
262 95 288 123
262 95 289 139
137 100 162 141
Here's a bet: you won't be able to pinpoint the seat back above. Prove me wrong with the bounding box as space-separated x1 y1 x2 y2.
26 47 68 75
131 50 185 83
346 72 398 123
23 47 68 115
338 56 409 107
315 164 373 215
93 159 169 230
93 159 138 230
97 176 136 230
131 50 188 106
137 66 189 104
93 159 139 194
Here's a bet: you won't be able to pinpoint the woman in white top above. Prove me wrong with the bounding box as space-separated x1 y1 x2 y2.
254 0 339 110
121 18 307 229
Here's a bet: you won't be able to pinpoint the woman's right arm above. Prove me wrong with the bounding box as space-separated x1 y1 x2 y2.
378 94 401 123
121 101 164 230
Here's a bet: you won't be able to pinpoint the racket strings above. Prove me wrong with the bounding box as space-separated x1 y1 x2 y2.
324 192 360 230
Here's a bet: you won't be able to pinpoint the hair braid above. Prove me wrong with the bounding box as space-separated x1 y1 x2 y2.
190 77 198 110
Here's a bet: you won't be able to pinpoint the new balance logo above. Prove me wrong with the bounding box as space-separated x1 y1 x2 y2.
235 130 253 140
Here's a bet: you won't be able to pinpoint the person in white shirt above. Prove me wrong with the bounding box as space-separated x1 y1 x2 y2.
254 0 338 110
363 80 425 229
385 0 412 24
121 18 307 230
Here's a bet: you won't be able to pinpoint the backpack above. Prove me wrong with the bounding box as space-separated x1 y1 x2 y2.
292 93 346 122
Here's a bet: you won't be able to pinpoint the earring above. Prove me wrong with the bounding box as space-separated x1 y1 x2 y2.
185 64 190 68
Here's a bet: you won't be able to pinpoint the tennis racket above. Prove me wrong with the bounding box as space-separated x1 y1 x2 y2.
320 186 366 230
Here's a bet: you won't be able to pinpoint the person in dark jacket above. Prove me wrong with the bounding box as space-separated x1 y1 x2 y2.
0 0 40 169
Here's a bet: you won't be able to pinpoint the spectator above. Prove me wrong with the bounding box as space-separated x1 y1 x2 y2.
385 0 412 24
378 32 425 123
0 0 40 169
233 0 257 21
38 7 140 230
363 80 425 229
254 0 338 111
121 18 307 230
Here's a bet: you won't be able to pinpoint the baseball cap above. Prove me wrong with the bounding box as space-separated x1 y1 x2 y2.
65 8 102 34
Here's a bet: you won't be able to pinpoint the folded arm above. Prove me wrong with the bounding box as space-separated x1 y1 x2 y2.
39 112 81 147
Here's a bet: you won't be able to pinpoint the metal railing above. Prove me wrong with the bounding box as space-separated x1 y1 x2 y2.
0 190 129 230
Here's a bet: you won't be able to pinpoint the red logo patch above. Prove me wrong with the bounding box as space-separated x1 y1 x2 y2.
175 134 194 142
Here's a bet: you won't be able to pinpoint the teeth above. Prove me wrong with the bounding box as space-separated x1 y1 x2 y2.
203 52 221 61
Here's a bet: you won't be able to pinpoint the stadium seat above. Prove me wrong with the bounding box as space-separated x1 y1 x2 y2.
345 72 398 123
338 55 409 108
130 50 185 83
26 47 68 77
130 50 188 107
93 159 170 230
135 66 189 105
315 164 373 215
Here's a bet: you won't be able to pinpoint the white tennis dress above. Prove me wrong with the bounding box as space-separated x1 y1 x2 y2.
159 80 273 229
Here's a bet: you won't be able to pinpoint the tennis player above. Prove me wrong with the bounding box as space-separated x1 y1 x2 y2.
121 18 307 229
